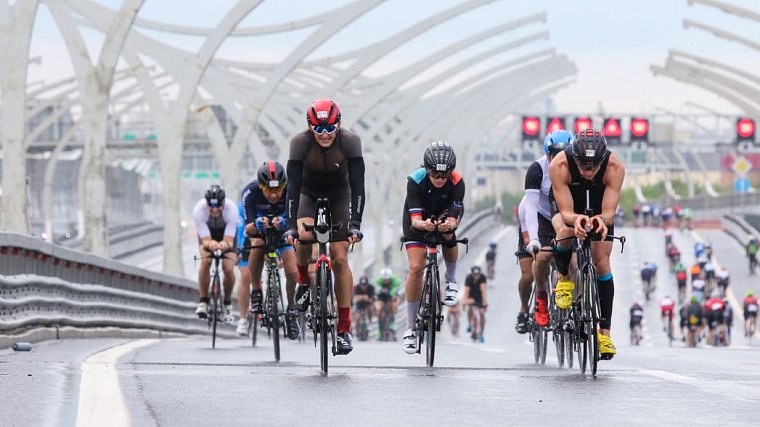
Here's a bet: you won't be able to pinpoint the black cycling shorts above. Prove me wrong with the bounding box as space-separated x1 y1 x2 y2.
297 192 350 240
538 214 555 247
515 225 531 259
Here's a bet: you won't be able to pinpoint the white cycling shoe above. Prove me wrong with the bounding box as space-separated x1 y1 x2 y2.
223 305 234 324
403 329 417 354
236 318 249 336
443 281 458 307
195 302 208 319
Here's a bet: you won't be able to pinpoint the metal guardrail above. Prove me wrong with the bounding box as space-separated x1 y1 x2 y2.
722 213 760 247
61 222 165 259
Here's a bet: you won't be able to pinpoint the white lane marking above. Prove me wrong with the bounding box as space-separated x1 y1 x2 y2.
639 369 697 384
76 339 156 427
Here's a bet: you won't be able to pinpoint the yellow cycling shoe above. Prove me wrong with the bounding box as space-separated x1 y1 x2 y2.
555 277 574 310
598 333 617 360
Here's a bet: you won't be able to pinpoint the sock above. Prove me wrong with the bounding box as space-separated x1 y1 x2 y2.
555 245 572 276
598 274 615 329
338 307 351 334
407 300 420 331
200 297 209 304
223 300 231 306
297 264 310 285
445 261 457 282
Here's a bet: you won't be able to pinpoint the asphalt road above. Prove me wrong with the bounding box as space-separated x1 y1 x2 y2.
2 225 759 426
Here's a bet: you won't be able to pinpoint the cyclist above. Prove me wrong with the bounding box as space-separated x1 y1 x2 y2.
485 240 497 280
640 262 657 296
689 262 702 283
675 262 688 303
641 203 651 227
632 204 641 227
284 99 365 355
703 241 713 259
743 291 758 337
685 295 704 346
660 295 675 338
692 277 706 302
401 142 464 354
193 185 239 322
747 237 759 275
667 244 681 272
694 241 705 259
375 267 400 340
716 267 730 297
723 297 733 346
661 206 673 228
703 260 716 291
664 228 673 247
352 276 375 339
523 130 573 329
235 200 252 336
514 194 534 334
241 161 300 340
629 301 644 345
550 128 625 359
682 207 693 230
463 265 488 343
704 292 725 346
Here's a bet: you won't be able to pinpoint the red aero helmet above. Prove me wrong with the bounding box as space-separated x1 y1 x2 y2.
307 99 341 126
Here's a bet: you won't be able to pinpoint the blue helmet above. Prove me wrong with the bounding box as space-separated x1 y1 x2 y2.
543 130 573 157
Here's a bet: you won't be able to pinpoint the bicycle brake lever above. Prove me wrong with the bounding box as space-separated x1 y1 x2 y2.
619 236 626 253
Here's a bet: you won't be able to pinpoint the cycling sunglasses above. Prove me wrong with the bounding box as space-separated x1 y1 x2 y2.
311 123 338 135
259 183 286 195
428 169 451 179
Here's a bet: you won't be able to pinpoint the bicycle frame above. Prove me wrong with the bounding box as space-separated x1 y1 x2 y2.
193 249 229 349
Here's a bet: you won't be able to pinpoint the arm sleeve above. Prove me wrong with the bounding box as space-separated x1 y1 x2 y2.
193 201 211 239
347 157 365 228
406 179 423 221
524 191 540 242
286 160 304 230
447 179 465 220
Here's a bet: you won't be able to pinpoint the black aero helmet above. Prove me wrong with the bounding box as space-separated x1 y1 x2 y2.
423 141 456 172
205 184 226 207
572 128 609 170
257 160 287 188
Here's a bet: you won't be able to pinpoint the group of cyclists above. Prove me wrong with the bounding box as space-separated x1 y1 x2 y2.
630 229 758 347
514 128 626 360
192 98 471 357
632 202 692 230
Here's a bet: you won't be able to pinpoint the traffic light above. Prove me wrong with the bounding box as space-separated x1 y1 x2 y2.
574 117 592 134
546 116 565 133
603 117 622 144
630 117 650 143
737 118 756 144
522 116 541 142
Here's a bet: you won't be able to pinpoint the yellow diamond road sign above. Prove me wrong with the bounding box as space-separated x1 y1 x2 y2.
733 156 752 175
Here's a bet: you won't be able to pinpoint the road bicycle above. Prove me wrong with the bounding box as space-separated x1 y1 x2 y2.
194 248 232 349
249 217 288 361
401 221 468 367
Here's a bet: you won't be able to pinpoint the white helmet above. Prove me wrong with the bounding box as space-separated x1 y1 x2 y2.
379 267 393 280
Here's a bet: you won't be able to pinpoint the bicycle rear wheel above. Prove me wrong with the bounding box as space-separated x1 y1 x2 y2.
532 324 542 364
540 329 548 365
319 263 329 374
426 270 438 367
565 330 574 369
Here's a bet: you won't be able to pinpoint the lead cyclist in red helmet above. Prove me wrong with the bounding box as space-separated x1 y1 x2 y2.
549 128 625 360
284 99 365 355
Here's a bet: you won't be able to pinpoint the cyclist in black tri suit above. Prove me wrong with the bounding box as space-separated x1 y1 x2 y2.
401 142 464 354
240 161 300 340
284 99 365 355
550 128 625 360
352 276 375 337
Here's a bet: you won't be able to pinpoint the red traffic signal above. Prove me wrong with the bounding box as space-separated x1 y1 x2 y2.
522 116 541 140
574 117 592 134
546 117 565 133
737 118 756 143
630 117 649 142
602 117 623 139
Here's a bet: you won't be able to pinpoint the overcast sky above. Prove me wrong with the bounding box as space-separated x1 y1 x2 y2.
26 0 760 116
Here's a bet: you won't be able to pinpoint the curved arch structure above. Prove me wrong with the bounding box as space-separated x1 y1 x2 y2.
1 0 576 275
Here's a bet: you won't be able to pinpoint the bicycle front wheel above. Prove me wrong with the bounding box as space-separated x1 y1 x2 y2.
319 263 330 374
211 277 220 349
271 272 281 362
588 271 600 376
426 269 438 367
